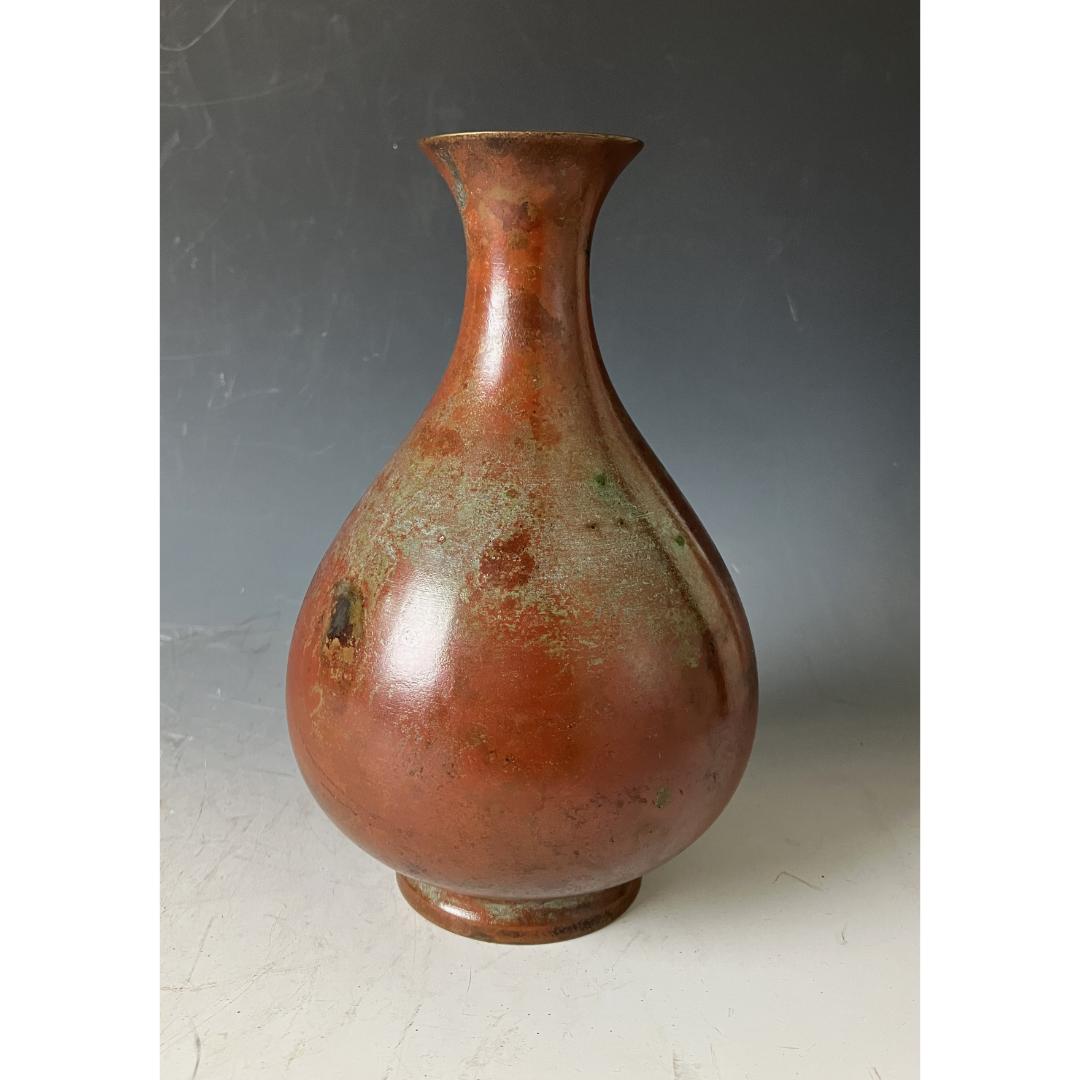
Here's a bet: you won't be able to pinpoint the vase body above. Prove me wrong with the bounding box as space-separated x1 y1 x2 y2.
286 131 757 943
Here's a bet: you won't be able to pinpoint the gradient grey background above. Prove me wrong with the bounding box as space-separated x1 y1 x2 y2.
161 2 917 1076
162 0 917 699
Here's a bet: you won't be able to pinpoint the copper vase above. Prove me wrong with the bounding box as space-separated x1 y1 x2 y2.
286 131 757 943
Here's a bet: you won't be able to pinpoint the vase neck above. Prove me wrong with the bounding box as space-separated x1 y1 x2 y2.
422 133 642 390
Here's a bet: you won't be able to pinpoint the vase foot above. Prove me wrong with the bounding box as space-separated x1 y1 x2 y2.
395 873 642 944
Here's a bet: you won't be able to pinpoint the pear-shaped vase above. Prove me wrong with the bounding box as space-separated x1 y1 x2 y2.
287 131 757 943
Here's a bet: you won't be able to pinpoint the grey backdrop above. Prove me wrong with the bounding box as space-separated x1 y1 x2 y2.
161 0 917 726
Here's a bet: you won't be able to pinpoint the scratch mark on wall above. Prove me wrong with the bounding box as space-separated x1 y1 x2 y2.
161 0 241 54
381 1002 421 1078
189 1024 202 1080
186 915 217 983
773 869 822 891
170 205 229 270
162 71 326 109
207 373 282 410
161 129 181 167
607 929 642 974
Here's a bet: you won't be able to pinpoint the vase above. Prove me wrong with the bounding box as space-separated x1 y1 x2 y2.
286 131 757 944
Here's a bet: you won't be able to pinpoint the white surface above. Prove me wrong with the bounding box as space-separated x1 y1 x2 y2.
161 614 917 1079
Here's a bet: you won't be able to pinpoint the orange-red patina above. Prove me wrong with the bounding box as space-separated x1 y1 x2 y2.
286 131 757 943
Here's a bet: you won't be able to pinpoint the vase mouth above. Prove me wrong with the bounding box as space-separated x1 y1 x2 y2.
420 130 643 150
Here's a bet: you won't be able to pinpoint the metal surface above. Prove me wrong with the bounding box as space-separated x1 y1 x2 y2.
396 873 643 944
286 133 757 936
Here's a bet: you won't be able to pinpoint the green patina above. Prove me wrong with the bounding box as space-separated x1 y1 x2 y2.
654 786 671 809
331 404 719 676
439 150 468 211
413 879 590 924
414 880 444 906
587 465 647 528
482 894 588 922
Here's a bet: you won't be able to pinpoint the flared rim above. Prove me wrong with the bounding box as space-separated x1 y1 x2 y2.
420 130 643 148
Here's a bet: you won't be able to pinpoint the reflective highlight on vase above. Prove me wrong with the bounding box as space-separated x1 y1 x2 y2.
377 574 455 693
286 132 758 943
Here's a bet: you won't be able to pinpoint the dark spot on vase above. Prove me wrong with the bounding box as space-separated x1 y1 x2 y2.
492 198 542 233
438 150 468 210
482 136 513 157
593 472 608 488
702 629 729 715
327 581 363 646
674 534 686 547
584 520 599 531
323 581 364 683
479 529 535 590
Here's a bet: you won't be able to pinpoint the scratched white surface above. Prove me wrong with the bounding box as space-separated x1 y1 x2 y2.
161 614 917 1080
